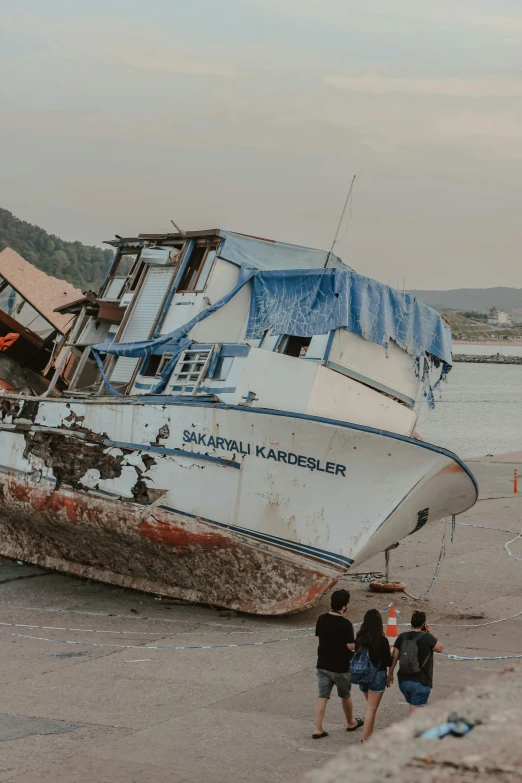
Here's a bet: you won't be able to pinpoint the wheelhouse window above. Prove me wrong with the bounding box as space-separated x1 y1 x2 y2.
142 353 174 378
211 355 233 381
128 259 146 292
277 335 311 358
177 244 217 293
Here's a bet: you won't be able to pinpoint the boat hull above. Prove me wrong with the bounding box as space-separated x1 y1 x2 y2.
0 396 477 614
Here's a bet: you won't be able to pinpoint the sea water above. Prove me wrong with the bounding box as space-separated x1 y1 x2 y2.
417 361 522 459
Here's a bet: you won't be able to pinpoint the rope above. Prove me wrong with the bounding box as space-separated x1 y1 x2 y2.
0 620 312 638
427 610 522 629
403 524 447 600
454 522 517 534
504 532 522 563
0 629 313 651
2 627 521 660
438 652 522 661
0 606 392 639
0 604 267 631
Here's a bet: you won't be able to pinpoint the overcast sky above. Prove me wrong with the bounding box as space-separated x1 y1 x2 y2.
2 0 522 288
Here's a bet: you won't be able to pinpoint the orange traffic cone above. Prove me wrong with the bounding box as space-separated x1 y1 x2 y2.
385 604 398 652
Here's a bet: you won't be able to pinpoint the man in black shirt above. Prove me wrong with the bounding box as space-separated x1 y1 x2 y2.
313 589 364 738
387 610 444 715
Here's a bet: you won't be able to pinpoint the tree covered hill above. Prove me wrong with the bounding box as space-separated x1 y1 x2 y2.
0 208 113 291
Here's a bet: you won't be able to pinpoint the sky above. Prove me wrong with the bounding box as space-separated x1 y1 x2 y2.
1 0 522 289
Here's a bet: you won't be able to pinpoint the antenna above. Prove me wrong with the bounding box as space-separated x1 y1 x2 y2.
326 175 356 266
170 219 186 236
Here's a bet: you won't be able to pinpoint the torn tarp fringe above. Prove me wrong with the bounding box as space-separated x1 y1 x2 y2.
246 269 452 407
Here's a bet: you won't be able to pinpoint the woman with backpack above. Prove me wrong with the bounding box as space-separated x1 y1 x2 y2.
350 609 392 741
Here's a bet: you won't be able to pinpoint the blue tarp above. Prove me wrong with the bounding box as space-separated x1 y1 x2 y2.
247 269 451 362
92 266 451 405
246 269 452 407
218 231 348 271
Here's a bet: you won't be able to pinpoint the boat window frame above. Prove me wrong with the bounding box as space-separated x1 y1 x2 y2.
176 241 219 294
169 347 214 395
276 335 312 358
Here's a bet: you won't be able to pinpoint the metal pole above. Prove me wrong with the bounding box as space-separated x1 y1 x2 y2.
326 175 356 267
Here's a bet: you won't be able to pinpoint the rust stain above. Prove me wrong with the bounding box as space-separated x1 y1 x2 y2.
0 471 343 616
440 463 465 475
138 518 230 550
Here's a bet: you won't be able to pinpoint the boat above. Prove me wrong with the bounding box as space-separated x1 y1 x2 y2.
0 230 477 614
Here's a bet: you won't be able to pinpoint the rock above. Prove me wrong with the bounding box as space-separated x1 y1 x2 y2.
301 666 522 783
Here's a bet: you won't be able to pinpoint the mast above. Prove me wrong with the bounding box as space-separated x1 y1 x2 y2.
326 175 356 267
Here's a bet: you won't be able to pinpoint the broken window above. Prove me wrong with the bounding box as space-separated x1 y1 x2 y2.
177 245 217 292
277 336 312 358
102 251 141 301
128 259 146 292
141 353 174 378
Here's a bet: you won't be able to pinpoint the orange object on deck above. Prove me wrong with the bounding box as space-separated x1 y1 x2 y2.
0 332 19 352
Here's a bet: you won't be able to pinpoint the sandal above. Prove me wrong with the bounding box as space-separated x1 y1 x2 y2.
312 731 329 739
346 717 364 732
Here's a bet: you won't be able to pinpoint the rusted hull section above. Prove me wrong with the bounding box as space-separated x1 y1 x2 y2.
0 469 339 615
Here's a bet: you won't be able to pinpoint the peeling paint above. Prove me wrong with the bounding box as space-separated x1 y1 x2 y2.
23 431 126 492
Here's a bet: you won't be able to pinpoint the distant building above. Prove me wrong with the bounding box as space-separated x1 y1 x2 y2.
487 308 511 326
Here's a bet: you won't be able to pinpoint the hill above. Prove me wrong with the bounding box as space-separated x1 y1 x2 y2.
0 208 113 291
408 287 522 314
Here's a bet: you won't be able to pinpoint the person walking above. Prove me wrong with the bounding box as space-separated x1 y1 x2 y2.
387 610 443 715
313 589 364 739
352 609 392 741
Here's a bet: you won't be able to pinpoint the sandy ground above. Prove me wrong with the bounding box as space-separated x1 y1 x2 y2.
0 457 520 783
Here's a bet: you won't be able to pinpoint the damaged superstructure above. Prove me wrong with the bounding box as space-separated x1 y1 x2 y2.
0 248 82 393
0 230 477 614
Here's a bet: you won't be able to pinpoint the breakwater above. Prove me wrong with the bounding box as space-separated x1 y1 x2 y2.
453 353 522 364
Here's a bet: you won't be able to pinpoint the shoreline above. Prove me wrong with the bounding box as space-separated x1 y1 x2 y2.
453 353 522 365
453 339 522 346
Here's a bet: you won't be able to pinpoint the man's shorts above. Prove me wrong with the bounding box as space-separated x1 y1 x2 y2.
399 679 431 707
358 669 386 694
316 668 352 699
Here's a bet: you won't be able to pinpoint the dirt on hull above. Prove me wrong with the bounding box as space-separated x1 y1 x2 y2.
0 471 339 615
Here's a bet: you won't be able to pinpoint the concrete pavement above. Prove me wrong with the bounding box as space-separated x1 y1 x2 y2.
0 455 520 782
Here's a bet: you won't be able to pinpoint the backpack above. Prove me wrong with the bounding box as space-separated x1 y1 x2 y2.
349 647 378 685
399 632 429 676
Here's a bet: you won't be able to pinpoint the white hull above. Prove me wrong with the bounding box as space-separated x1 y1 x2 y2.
0 396 477 614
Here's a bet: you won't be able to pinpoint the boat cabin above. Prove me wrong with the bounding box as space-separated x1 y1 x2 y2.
58 229 451 438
